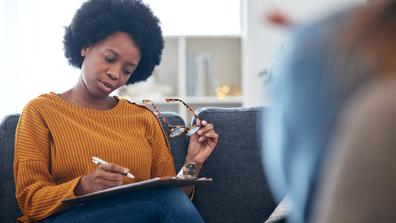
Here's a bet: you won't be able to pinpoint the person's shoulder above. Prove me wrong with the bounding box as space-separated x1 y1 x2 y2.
117 96 157 118
23 92 56 111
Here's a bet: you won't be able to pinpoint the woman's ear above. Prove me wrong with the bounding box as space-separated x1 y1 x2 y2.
81 47 90 57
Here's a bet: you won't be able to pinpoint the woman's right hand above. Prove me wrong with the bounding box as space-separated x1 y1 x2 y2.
74 163 130 196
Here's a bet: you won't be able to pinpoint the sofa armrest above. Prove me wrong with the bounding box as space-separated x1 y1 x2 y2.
0 114 22 223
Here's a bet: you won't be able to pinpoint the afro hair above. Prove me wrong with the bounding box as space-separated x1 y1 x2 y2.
63 0 164 85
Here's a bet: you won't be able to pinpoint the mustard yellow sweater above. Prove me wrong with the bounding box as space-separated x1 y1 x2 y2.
14 92 176 223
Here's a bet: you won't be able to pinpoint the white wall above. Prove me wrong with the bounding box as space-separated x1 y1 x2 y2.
146 0 241 36
0 0 83 120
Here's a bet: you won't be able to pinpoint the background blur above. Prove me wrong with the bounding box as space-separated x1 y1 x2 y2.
0 0 364 120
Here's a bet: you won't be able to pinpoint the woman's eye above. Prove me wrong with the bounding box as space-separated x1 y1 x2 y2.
105 56 115 63
123 68 133 75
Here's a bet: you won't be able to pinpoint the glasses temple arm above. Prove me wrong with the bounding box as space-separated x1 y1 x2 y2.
142 100 171 125
165 98 201 122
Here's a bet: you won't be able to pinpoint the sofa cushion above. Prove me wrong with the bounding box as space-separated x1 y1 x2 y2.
192 107 276 223
0 114 21 223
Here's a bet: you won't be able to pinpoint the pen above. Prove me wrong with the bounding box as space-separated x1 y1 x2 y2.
91 156 135 179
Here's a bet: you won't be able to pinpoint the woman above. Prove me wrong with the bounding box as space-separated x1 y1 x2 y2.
13 0 218 222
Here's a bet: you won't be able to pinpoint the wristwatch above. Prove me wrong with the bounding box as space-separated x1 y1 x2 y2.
177 162 197 179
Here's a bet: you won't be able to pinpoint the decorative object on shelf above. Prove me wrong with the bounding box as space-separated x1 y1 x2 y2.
216 84 241 100
216 85 230 100
187 52 216 96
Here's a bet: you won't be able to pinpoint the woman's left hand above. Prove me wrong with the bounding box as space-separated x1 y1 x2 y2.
185 120 218 166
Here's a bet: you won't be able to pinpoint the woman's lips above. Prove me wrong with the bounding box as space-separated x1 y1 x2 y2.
98 81 114 94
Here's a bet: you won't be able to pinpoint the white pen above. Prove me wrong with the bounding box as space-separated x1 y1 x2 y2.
91 156 135 179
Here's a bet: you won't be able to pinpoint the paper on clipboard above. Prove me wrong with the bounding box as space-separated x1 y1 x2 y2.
62 177 212 206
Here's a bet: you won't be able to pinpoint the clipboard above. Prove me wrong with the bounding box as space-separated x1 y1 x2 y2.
62 177 212 205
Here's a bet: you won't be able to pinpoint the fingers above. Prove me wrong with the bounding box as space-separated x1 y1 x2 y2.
196 121 218 143
100 163 129 176
90 164 127 190
79 165 125 195
197 121 213 135
97 168 124 181
97 163 129 181
198 130 218 143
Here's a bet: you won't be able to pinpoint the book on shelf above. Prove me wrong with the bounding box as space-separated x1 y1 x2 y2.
187 53 216 96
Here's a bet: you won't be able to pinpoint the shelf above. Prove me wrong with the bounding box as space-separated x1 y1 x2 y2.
118 33 244 121
183 96 242 104
125 96 242 105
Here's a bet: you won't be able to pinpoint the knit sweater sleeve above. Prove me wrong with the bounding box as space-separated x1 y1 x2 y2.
147 114 176 178
14 102 81 222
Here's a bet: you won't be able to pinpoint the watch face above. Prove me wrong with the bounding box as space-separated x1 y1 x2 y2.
176 162 197 179
186 163 195 169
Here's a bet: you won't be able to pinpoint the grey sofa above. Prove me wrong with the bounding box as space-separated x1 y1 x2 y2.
0 107 276 223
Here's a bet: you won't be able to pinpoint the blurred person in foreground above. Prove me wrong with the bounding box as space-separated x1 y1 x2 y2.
263 0 396 222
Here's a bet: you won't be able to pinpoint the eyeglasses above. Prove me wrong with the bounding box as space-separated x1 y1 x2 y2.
142 98 202 137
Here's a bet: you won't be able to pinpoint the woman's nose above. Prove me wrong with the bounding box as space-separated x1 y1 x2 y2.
107 65 121 80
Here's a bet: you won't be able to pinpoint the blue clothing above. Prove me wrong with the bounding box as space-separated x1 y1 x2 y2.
263 7 377 223
43 188 204 223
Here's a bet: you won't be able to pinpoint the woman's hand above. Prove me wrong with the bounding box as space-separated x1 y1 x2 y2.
185 120 219 168
74 163 129 196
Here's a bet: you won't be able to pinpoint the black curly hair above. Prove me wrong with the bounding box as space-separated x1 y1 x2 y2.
63 0 164 85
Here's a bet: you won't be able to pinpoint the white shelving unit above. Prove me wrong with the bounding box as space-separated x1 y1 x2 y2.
119 35 244 121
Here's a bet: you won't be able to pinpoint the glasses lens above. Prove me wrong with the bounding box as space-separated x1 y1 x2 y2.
186 125 201 136
170 127 187 137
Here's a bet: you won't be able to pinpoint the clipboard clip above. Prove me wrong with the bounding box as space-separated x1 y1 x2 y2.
176 162 197 179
